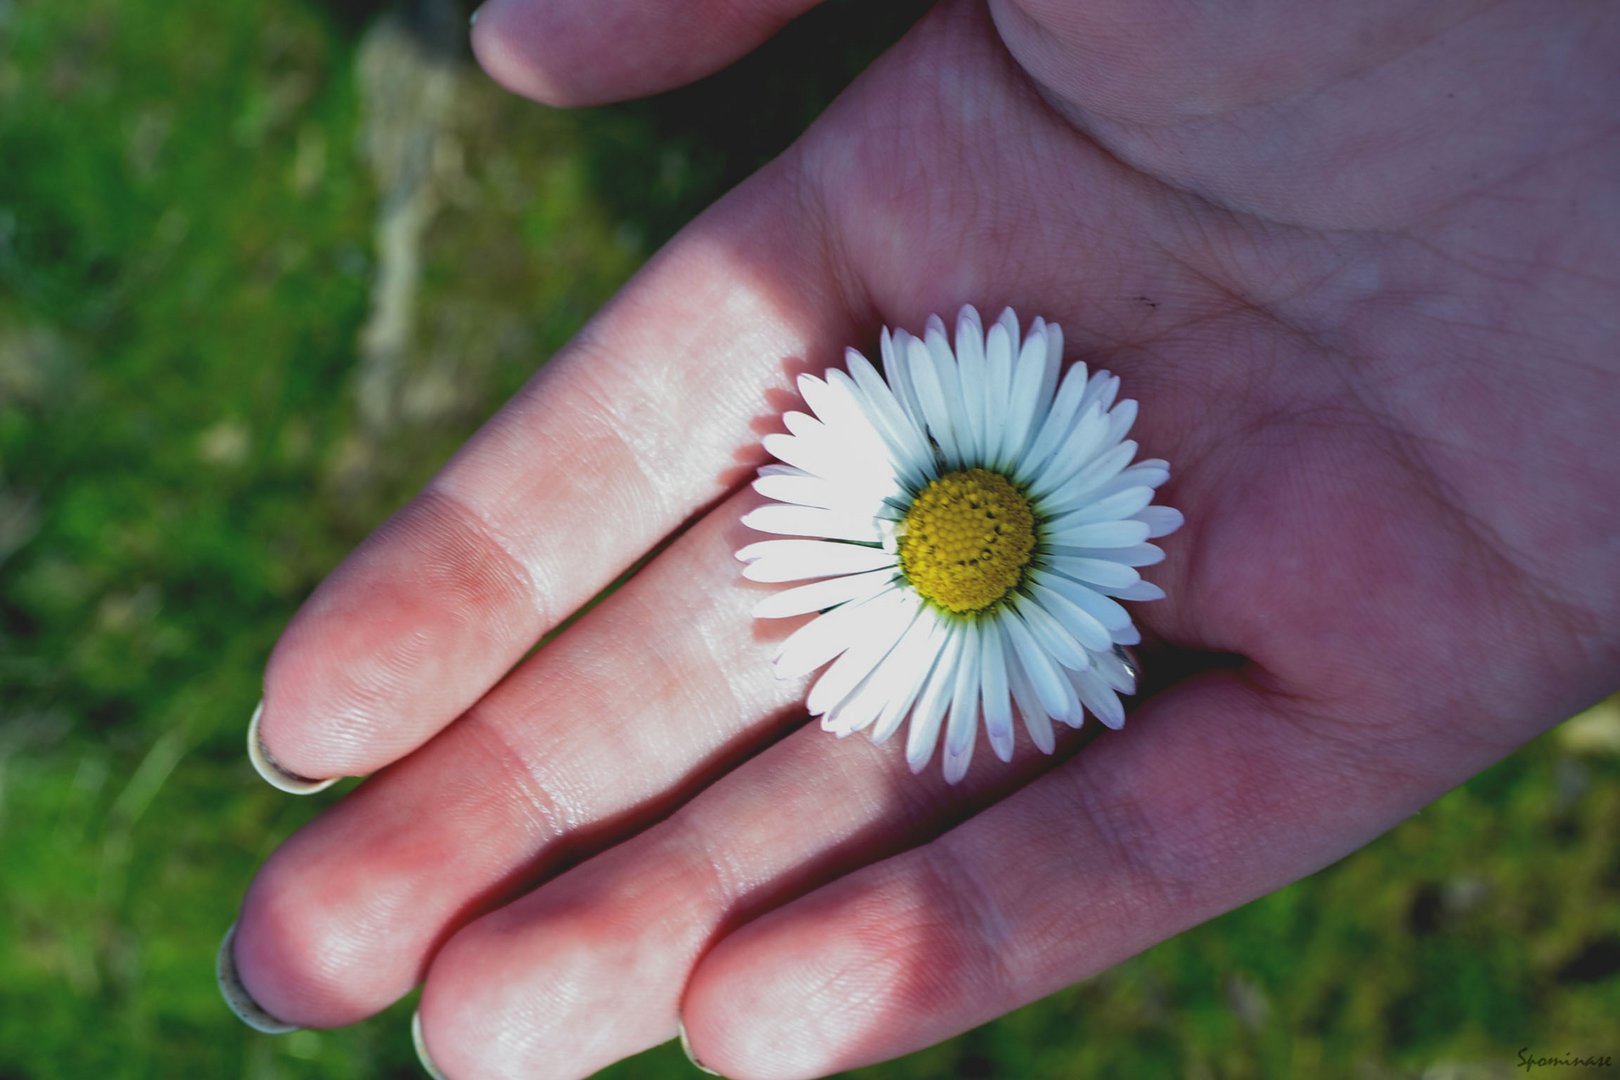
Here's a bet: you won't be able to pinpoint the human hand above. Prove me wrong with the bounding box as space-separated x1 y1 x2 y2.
223 1 1620 1076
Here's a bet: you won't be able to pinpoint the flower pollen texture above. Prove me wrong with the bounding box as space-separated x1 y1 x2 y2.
737 305 1183 783
898 468 1036 615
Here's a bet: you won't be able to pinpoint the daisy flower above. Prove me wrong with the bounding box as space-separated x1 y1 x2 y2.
738 306 1181 783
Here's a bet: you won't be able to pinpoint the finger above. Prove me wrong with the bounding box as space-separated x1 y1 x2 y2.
411 664 1093 1080
257 153 854 782
679 673 1501 1079
471 0 827 107
234 489 805 1026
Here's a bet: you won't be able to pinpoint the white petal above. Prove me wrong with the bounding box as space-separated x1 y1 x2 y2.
1111 622 1142 646
1079 370 1120 415
955 305 995 467
1094 647 1137 695
1045 486 1155 528
983 317 1016 465
773 590 896 679
1046 542 1164 567
904 622 963 771
1027 404 1109 497
1134 505 1185 539
796 430 903 498
1072 438 1139 493
1043 556 1140 589
1088 460 1170 500
1018 362 1090 480
1006 647 1056 754
823 620 918 736
956 304 984 340
742 504 883 543
881 326 928 437
1036 439 1138 510
904 333 963 469
1001 608 1079 723
751 473 853 510
807 592 920 716
759 430 828 478
1105 397 1138 445
1011 593 1093 669
798 370 878 445
1024 578 1113 652
822 682 885 738
994 307 1020 346
781 410 821 440
1033 568 1134 631
979 621 1015 762
927 316 978 464
738 539 895 581
837 355 933 485
1041 321 1064 412
762 428 889 489
827 616 932 737
752 569 897 618
941 621 982 783
1073 668 1126 729
819 630 886 734
997 319 1048 468
927 318 978 469
1100 580 1165 602
1045 519 1152 549
870 607 946 745
1023 314 1062 440
799 371 897 471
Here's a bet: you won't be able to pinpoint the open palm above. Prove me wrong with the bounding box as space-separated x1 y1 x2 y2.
228 1 1620 1076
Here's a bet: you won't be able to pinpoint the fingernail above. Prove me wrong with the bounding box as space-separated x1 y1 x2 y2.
412 1010 450 1080
217 923 299 1034
677 1018 722 1077
248 700 338 795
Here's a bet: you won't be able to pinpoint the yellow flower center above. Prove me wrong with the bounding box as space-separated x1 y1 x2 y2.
897 468 1038 615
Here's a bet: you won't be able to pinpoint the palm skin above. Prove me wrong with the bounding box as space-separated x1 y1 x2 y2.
230 1 1620 1077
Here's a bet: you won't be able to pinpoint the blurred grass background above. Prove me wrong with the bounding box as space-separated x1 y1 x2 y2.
1 0 1617 1076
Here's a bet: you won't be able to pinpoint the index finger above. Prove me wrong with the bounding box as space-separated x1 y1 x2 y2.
255 169 855 783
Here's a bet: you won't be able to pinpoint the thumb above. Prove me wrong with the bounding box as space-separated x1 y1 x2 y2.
472 0 829 106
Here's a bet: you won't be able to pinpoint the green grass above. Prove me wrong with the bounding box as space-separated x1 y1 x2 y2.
2 1 1617 1077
